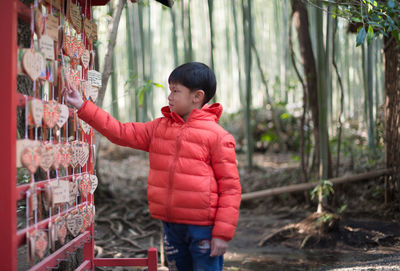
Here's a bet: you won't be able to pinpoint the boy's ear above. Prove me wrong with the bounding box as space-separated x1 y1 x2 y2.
193 89 205 104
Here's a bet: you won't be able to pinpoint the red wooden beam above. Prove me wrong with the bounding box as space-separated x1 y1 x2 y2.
29 231 91 271
15 0 161 25
90 0 111 5
75 260 91 271
0 0 18 270
16 0 30 23
94 258 149 267
90 0 137 5
94 248 158 270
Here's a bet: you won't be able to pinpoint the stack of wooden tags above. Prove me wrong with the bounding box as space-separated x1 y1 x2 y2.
17 0 100 265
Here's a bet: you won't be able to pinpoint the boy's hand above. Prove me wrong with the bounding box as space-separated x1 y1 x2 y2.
210 238 228 257
61 75 84 110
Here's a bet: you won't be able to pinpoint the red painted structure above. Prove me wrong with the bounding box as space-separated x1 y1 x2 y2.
1 1 158 270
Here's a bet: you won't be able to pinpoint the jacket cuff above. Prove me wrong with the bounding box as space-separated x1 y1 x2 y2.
76 100 96 125
77 99 90 115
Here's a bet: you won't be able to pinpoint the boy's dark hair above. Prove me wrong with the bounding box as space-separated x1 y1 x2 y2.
168 62 216 105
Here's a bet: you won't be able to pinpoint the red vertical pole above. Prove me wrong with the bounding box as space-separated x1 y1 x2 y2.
0 0 17 270
83 195 94 268
147 248 158 271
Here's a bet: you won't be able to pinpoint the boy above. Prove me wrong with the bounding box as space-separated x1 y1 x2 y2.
63 62 241 271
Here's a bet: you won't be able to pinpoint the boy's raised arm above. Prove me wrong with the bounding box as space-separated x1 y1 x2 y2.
77 100 158 152
211 133 242 242
62 78 157 152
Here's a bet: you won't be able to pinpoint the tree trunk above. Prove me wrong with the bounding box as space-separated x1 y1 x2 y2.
289 11 309 183
170 7 179 67
138 2 147 121
98 0 127 108
208 0 216 102
344 31 351 121
207 0 215 70
291 0 320 175
374 38 381 113
242 0 253 168
325 8 333 130
186 0 193 62
362 43 369 136
147 4 155 119
384 36 400 204
181 0 192 63
367 41 376 150
125 3 137 121
332 18 344 178
315 4 332 182
280 0 289 103
273 0 281 102
133 3 141 122
111 54 119 119
225 1 232 104
109 0 119 120
231 0 244 105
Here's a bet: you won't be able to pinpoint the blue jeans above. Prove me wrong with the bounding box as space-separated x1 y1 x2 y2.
162 222 224 271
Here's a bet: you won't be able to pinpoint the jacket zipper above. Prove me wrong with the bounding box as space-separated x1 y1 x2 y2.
166 124 185 221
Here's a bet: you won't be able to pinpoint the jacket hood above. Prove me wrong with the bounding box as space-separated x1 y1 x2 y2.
161 103 223 124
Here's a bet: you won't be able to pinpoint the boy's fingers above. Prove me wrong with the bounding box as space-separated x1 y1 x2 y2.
61 78 75 96
64 75 74 92
66 81 72 91
210 242 226 257
61 87 67 96
210 245 215 257
210 250 221 257
210 245 219 257
61 86 70 97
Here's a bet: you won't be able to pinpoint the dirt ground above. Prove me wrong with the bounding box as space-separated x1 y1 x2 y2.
94 139 400 271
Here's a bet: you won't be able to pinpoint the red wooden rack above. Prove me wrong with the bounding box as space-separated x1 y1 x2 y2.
1 1 157 270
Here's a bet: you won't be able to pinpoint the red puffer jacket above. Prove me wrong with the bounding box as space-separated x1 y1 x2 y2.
77 100 241 241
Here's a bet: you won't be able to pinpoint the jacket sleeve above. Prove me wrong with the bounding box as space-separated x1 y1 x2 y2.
77 100 158 152
210 133 241 241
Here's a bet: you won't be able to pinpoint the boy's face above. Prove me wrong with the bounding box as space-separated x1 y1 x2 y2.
168 83 199 117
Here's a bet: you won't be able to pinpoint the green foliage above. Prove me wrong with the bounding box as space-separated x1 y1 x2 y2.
316 212 335 225
318 0 400 46
355 24 374 46
17 168 30 185
219 104 303 153
260 130 279 143
280 112 292 120
124 74 139 89
137 0 151 7
338 204 347 214
311 179 334 201
356 26 367 46
291 154 300 162
137 80 164 107
315 205 345 226
123 74 164 107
